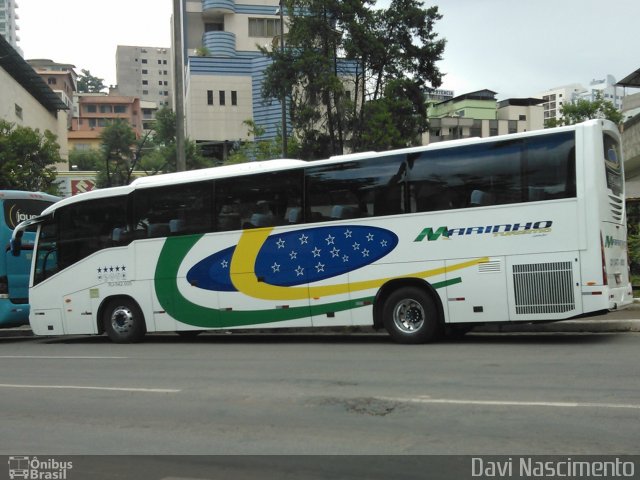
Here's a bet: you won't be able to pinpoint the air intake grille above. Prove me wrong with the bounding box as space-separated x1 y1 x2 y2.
608 195 623 222
513 262 575 314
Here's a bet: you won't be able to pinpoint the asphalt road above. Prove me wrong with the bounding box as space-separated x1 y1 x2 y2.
1 329 639 462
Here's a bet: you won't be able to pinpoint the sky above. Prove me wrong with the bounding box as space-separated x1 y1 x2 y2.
17 0 640 100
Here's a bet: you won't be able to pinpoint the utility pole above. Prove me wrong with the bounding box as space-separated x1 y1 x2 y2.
279 0 288 158
173 0 187 171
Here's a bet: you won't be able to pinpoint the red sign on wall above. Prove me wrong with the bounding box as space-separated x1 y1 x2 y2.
71 179 96 195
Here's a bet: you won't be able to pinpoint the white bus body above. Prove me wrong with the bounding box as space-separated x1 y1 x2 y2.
16 120 632 343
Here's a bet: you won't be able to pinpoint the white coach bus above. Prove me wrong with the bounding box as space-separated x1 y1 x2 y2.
12 119 632 343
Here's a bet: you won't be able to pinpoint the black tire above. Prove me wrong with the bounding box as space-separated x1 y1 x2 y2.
382 286 440 344
103 298 146 343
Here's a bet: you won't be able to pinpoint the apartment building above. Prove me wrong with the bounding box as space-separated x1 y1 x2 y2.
180 0 289 159
0 0 21 55
68 94 142 151
115 45 172 110
27 59 77 128
424 90 544 144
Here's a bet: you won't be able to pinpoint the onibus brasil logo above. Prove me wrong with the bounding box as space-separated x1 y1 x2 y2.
414 220 553 241
8 456 73 479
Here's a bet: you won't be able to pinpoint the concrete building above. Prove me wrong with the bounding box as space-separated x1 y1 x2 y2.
0 35 68 168
180 0 290 160
0 0 21 55
617 68 640 200
27 59 77 129
115 45 172 110
576 75 625 110
68 93 142 151
537 83 586 125
424 90 544 144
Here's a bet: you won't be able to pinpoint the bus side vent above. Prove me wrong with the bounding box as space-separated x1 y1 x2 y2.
512 262 574 314
478 260 501 274
608 195 623 222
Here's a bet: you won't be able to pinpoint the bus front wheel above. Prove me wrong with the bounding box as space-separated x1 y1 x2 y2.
103 298 146 343
382 287 439 344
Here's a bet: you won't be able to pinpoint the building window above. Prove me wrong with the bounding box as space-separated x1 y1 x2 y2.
142 59 148 64
142 89 149 95
86 105 97 113
142 69 148 74
14 103 22 119
219 91 226 106
47 77 57 85
114 105 126 113
142 80 148 85
207 90 214 105
231 91 237 106
248 18 281 37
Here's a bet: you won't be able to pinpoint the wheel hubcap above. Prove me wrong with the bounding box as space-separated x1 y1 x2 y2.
392 299 425 333
110 306 134 333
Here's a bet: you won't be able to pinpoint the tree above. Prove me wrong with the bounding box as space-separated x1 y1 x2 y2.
226 120 293 164
77 69 107 93
546 92 623 127
0 120 61 193
98 121 137 187
260 0 445 158
68 148 103 171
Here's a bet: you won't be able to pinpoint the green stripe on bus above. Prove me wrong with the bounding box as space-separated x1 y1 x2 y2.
154 235 459 329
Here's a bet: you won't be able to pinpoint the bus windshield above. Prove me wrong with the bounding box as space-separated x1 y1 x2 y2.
603 132 623 197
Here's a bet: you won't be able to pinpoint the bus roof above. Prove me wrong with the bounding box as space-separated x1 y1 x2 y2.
0 190 60 202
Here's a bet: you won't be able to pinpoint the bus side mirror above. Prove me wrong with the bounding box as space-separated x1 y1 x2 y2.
10 230 23 256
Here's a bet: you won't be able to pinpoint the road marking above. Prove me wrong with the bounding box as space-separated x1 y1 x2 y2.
378 396 640 410
0 356 128 359
0 383 180 393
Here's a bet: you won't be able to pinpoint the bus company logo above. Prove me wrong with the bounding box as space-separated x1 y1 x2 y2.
414 221 553 242
605 235 627 249
8 206 38 229
7 456 73 479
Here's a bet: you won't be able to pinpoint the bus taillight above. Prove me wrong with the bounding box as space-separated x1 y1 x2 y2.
600 234 607 285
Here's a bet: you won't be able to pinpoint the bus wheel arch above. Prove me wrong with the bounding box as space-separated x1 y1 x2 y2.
98 295 147 343
374 279 444 344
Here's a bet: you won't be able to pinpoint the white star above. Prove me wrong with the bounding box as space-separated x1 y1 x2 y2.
352 242 360 251
362 249 370 257
380 239 388 247
289 250 298 260
315 262 325 273
325 234 335 245
220 260 229 268
344 229 352 238
295 265 305 276
366 233 374 241
312 246 321 257
330 247 340 257
299 234 309 245
276 238 286 249
342 255 349 262
271 262 280 273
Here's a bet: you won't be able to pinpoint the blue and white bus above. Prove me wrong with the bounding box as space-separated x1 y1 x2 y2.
12 120 633 343
1 191 59 327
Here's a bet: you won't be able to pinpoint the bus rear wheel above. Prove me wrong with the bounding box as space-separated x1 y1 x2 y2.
103 298 146 343
382 286 440 344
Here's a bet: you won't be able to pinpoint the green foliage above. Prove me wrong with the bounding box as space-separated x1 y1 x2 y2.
195 46 211 57
546 92 623 128
260 0 445 157
98 120 137 187
0 120 61 194
226 120 294 164
68 148 103 171
77 69 107 93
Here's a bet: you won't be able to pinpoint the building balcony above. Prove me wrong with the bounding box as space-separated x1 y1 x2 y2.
202 0 235 14
202 31 236 57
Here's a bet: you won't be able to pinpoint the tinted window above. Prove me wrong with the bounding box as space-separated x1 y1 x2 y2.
215 170 303 231
57 196 128 270
305 155 406 222
603 133 622 196
133 182 213 239
407 131 575 212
